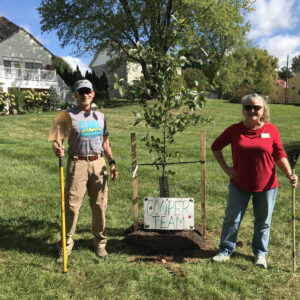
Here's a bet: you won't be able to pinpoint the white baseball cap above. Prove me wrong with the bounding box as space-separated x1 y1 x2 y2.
73 79 93 91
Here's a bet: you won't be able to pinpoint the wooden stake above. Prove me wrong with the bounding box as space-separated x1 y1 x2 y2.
201 130 206 237
131 133 139 231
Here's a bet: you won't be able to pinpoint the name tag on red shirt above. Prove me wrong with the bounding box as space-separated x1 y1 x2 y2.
261 133 270 138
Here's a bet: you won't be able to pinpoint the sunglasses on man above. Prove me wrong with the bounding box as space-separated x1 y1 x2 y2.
78 88 92 95
244 105 262 112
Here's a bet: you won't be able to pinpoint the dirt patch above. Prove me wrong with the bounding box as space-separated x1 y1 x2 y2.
123 221 215 260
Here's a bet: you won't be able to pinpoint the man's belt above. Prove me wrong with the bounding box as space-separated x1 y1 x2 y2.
70 153 103 161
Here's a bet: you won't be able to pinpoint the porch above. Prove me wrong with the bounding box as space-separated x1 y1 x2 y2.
0 66 57 92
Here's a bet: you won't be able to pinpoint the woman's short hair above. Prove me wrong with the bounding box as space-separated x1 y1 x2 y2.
241 93 270 123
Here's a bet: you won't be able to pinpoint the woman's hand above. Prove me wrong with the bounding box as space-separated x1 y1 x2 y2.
224 166 238 179
287 173 298 188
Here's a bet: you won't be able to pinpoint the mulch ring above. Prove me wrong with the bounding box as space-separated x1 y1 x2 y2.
122 221 216 276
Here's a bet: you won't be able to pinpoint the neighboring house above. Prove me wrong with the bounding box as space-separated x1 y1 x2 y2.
269 79 287 103
0 15 69 103
89 50 143 97
287 72 300 104
270 75 300 104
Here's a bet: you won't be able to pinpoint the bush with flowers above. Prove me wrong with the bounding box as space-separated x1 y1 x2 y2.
0 91 15 114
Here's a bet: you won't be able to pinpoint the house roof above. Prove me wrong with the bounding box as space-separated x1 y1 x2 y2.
0 15 19 41
276 79 287 88
0 15 55 57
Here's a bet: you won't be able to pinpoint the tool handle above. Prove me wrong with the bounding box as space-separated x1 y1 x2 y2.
59 164 67 273
292 168 296 273
59 156 63 168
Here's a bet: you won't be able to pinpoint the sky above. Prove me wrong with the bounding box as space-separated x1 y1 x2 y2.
1 0 300 73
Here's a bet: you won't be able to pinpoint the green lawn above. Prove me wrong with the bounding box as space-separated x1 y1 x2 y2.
0 100 299 299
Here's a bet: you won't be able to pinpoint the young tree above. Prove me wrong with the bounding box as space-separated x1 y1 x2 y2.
129 45 210 193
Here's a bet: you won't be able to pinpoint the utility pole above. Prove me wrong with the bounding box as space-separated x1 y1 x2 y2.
285 55 289 104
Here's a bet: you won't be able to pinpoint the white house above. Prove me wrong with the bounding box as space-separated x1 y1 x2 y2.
0 15 69 103
89 50 143 97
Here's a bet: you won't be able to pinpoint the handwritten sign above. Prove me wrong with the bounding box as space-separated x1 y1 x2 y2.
144 197 194 230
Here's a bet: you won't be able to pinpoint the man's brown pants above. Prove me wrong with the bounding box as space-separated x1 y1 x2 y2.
64 157 108 253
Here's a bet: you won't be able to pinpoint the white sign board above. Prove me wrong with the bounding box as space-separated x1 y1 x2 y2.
144 197 194 230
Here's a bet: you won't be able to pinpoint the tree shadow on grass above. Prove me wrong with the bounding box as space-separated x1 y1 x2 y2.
0 216 128 259
0 216 216 262
0 216 59 257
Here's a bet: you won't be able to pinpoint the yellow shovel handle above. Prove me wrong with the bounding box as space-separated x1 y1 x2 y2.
60 157 67 273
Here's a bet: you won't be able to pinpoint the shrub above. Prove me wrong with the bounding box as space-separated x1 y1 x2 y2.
182 68 208 90
0 91 15 114
228 84 255 103
9 88 26 113
47 86 62 111
23 89 49 113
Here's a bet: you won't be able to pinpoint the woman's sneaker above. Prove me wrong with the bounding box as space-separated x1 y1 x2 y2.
255 256 267 269
212 252 230 262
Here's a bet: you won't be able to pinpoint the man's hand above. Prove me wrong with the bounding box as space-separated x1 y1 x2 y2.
110 164 118 181
52 142 64 157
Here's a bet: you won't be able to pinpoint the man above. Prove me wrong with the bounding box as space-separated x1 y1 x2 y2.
52 79 118 261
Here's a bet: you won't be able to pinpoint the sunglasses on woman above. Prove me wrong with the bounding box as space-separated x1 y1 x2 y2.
244 105 262 111
78 88 92 95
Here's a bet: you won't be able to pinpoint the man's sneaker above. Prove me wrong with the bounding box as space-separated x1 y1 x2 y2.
212 252 230 262
96 248 108 260
255 256 267 269
56 249 71 263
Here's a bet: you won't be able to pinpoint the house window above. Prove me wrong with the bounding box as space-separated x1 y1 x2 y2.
25 59 43 70
275 91 278 95
292 84 296 90
4 57 21 68
25 62 34 69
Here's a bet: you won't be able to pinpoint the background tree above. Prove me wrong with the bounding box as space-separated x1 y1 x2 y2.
182 0 253 98
278 66 293 81
85 70 110 106
52 56 79 87
39 0 197 96
48 86 62 111
216 47 278 101
52 56 73 77
182 68 208 90
73 65 83 82
39 0 254 98
291 54 300 73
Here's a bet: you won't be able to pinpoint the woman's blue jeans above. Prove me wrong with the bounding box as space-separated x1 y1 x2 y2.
219 183 278 257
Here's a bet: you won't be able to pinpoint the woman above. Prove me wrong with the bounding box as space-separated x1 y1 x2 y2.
211 93 298 269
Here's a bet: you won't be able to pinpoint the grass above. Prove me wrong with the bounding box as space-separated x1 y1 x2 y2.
0 99 299 299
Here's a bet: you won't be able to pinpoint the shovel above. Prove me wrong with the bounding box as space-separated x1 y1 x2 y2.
48 111 72 273
284 141 300 273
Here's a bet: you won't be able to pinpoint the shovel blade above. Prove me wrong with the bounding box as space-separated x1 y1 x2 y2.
48 111 72 143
